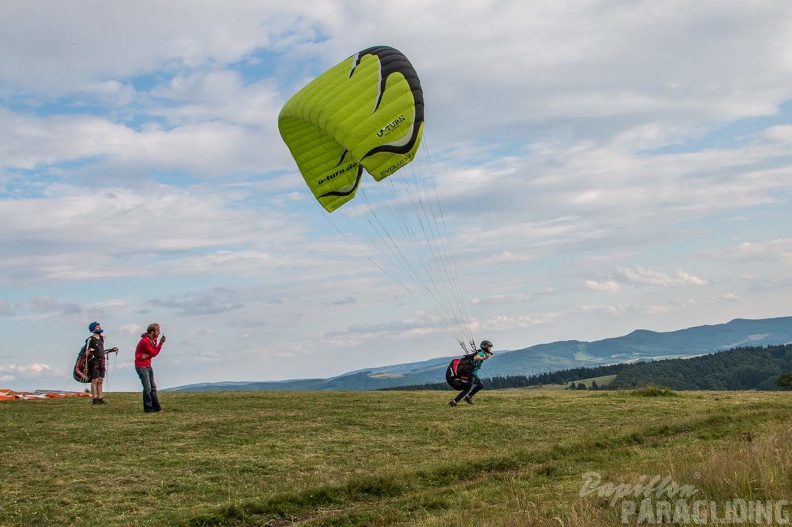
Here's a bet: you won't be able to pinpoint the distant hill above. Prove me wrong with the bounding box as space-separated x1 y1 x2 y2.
167 316 792 392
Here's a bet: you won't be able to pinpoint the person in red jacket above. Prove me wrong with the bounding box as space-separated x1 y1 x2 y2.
135 323 166 413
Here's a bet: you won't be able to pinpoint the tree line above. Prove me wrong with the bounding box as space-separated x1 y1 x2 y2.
608 343 792 390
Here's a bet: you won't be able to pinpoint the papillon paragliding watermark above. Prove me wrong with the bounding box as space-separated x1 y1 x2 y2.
579 471 790 524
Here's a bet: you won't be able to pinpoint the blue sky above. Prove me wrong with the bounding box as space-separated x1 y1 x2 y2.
2 1 791 392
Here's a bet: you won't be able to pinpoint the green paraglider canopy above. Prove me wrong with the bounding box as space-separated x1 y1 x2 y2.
278 46 424 212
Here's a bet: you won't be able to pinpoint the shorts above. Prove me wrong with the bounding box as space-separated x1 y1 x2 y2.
89 362 106 379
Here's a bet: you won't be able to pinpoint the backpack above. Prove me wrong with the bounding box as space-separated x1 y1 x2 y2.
445 354 475 390
72 339 92 383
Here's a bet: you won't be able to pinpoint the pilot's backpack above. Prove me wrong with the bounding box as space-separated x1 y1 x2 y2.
445 354 475 390
73 338 92 383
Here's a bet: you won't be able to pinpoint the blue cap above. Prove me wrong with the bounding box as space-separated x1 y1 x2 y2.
89 321 100 333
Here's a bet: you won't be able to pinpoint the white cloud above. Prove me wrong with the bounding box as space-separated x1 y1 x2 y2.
485 312 565 330
0 363 51 380
472 294 531 306
585 280 620 293
578 304 627 316
764 125 792 144
0 108 284 177
0 300 15 316
721 239 792 265
613 267 708 287
643 304 670 315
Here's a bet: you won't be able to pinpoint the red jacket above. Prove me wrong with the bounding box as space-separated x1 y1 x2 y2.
135 334 163 368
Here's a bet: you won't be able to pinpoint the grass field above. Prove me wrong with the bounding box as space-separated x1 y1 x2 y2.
2 388 791 526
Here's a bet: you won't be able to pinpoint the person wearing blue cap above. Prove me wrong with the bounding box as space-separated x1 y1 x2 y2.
86 321 108 405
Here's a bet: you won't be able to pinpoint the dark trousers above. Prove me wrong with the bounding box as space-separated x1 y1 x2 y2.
135 366 161 413
454 375 483 403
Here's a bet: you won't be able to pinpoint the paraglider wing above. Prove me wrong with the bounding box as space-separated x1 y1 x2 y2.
73 343 91 383
278 46 424 212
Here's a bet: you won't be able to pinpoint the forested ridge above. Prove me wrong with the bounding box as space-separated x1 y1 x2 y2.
608 343 792 390
385 344 792 391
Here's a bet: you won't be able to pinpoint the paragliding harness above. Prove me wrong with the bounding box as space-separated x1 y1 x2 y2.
73 338 92 383
73 337 118 383
446 353 477 390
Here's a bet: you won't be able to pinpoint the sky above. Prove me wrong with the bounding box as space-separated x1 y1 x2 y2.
2 0 792 392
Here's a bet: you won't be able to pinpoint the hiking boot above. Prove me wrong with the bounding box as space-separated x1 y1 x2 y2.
92 398 101 405
449 400 458 407
464 395 474 405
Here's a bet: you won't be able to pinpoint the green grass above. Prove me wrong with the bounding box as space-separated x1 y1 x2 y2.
2 389 791 526
628 385 679 397
535 374 616 390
